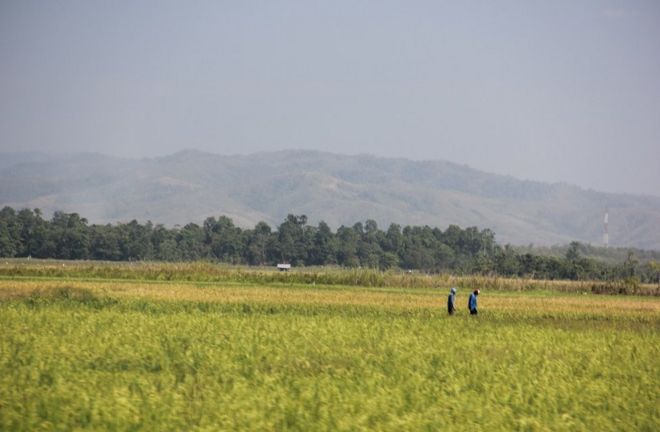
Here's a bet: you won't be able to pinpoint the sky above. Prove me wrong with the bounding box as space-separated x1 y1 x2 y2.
1 1 659 196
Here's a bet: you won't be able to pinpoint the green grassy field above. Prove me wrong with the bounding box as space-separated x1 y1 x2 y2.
0 264 658 430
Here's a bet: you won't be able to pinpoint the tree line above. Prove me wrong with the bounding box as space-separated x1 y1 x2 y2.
0 207 657 283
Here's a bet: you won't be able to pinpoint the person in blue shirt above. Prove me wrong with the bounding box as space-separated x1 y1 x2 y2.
447 287 457 315
468 289 480 315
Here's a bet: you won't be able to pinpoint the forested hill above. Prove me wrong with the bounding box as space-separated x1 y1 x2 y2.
1 150 659 249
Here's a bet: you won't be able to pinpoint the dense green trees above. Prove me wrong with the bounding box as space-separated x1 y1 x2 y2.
0 206 656 282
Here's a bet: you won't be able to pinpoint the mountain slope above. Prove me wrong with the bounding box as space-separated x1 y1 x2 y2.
1 150 659 249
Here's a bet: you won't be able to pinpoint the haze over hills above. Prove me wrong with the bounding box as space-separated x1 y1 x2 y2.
1 150 659 249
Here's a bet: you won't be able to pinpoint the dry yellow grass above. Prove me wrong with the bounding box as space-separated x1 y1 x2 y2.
1 260 657 295
1 275 658 430
2 279 657 318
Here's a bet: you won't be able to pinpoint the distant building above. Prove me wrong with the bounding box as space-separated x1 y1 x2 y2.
277 263 291 272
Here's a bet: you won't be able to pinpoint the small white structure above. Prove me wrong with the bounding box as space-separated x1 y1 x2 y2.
277 263 291 272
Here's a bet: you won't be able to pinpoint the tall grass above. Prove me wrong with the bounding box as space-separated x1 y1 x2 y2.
1 259 657 295
0 283 658 431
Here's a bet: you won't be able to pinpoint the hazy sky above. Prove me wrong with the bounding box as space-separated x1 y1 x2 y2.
1 1 659 195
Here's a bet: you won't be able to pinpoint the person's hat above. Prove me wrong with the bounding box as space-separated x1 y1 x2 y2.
450 287 456 294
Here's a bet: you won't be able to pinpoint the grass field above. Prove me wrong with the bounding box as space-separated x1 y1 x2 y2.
0 263 658 430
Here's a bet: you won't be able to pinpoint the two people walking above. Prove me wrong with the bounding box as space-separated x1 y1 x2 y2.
447 287 480 315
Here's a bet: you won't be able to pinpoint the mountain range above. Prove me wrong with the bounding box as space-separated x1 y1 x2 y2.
1 150 659 249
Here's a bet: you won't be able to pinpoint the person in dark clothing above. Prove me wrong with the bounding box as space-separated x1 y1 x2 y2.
468 289 480 315
447 287 457 315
